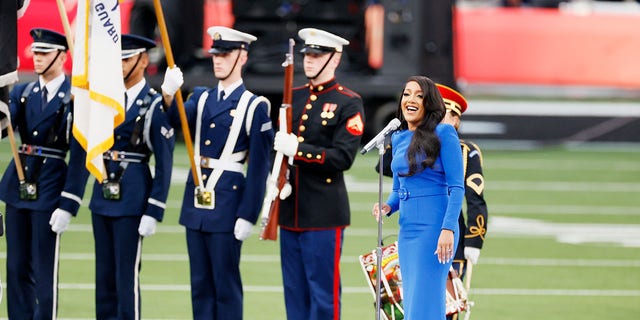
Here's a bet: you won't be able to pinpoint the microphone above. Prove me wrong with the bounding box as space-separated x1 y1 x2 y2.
361 118 401 155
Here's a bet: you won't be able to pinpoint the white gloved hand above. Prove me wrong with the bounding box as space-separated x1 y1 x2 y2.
138 215 158 237
279 182 292 200
274 131 299 157
49 208 72 234
464 247 481 265
234 218 254 241
161 66 184 96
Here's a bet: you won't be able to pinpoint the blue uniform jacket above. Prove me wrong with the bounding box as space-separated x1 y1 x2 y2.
169 85 273 232
0 78 86 215
68 85 175 221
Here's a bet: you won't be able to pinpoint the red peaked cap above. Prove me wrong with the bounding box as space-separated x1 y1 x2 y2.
436 83 467 116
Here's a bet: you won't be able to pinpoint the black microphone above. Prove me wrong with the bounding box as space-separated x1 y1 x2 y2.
361 118 401 155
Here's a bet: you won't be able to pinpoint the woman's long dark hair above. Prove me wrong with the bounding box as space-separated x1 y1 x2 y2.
396 76 446 176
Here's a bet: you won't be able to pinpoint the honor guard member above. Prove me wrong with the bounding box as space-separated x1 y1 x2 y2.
161 26 274 320
437 84 488 287
67 34 175 320
0 28 85 320
273 28 365 320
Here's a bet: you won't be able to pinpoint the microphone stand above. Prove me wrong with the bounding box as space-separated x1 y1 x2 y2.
374 141 386 320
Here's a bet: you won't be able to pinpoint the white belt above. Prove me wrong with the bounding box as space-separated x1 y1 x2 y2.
198 156 244 173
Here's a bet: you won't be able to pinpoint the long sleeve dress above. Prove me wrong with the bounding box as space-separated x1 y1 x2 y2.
385 123 465 319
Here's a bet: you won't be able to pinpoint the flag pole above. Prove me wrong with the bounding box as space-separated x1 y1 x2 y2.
55 0 74 55
152 0 199 186
1 104 25 182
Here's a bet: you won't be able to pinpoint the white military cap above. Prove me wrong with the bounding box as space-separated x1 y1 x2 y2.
298 28 349 53
206 26 257 54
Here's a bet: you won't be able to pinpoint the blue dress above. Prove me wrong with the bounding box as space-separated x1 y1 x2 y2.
385 124 464 319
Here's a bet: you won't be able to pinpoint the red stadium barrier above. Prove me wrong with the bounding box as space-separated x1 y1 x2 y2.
454 7 640 88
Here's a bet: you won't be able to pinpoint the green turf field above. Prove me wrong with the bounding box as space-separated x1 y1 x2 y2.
0 142 639 319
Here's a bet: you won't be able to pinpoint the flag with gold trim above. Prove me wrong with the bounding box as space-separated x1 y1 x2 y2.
71 0 125 182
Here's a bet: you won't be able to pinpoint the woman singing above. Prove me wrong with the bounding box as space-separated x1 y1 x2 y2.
372 76 464 319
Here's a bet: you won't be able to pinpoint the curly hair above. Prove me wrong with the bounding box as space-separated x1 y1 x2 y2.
396 76 446 176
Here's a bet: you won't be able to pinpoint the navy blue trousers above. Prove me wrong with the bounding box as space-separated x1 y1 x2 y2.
5 204 58 320
92 213 143 320
280 228 344 320
186 229 243 320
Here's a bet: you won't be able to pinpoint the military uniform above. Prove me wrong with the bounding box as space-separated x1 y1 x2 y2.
279 80 364 229
89 81 174 320
168 26 274 320
64 34 176 320
452 140 487 273
276 28 365 320
0 29 85 320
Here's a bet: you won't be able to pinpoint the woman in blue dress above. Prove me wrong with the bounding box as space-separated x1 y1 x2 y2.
373 76 465 319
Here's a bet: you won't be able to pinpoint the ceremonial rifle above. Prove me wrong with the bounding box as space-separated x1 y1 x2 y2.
259 39 294 241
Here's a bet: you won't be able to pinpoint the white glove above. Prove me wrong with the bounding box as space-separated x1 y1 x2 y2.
464 247 481 265
138 215 158 237
161 66 183 96
274 131 299 157
279 182 292 200
49 208 72 234
234 218 254 241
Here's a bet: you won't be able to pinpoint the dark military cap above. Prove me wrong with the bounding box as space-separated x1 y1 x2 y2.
30 28 68 53
206 26 257 54
121 34 156 59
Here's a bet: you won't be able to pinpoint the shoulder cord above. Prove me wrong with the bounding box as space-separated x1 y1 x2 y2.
104 93 154 184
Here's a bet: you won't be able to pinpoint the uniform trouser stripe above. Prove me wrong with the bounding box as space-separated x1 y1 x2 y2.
52 233 61 320
134 237 143 320
333 228 342 320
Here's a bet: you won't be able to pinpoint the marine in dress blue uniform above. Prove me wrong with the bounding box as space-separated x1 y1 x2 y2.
66 34 175 320
0 28 85 320
273 28 365 320
163 26 274 320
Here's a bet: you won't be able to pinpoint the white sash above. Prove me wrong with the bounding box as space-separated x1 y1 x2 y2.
193 90 253 209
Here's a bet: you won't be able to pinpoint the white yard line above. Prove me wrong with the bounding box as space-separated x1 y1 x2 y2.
2 252 638 267
51 283 640 297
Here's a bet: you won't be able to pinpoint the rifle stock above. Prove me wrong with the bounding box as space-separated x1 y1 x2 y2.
259 39 295 241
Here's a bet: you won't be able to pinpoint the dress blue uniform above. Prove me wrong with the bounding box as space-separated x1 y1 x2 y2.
277 28 365 320
0 28 85 320
386 124 464 320
169 84 273 319
65 34 176 320
168 26 274 320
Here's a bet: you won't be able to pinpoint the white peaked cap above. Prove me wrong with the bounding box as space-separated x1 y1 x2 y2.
298 28 349 53
206 26 257 53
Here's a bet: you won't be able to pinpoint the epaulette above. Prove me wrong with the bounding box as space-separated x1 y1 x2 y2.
336 85 361 98
20 82 37 103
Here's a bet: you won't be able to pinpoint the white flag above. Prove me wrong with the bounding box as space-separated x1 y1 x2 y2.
71 0 125 183
0 100 10 138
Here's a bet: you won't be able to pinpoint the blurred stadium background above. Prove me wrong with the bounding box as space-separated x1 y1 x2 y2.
2 0 640 319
